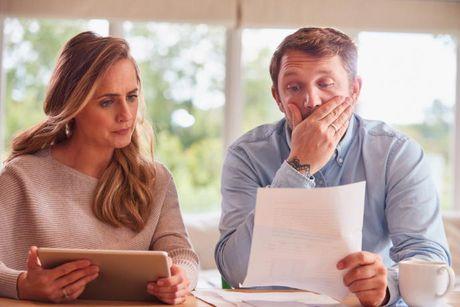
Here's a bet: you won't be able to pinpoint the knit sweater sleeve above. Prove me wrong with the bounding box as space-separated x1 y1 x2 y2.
0 165 27 299
149 168 199 290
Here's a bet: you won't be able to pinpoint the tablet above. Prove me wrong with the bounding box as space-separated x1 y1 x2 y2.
37 247 171 301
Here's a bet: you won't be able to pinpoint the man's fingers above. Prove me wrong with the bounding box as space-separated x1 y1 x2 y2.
343 264 378 287
49 259 92 280
287 104 302 129
321 97 351 125
330 104 352 129
354 288 387 307
310 96 346 120
338 252 379 270
348 276 387 293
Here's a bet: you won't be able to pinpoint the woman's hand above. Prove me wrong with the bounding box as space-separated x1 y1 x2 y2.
147 264 191 305
17 246 99 303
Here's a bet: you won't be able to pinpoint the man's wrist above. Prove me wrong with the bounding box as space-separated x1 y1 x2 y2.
286 157 312 177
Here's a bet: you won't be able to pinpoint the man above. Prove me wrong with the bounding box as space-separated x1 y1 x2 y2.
214 27 450 306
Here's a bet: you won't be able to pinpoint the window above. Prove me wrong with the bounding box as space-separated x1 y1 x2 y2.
2 18 108 159
242 29 457 210
124 22 225 213
242 29 293 132
357 32 456 209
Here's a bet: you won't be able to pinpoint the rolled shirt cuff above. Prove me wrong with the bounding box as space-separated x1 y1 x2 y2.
271 161 315 188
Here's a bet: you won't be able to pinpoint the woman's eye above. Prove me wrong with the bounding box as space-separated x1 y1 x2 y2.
127 95 138 103
100 100 113 108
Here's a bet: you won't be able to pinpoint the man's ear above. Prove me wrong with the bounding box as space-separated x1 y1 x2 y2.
271 85 285 113
351 76 362 105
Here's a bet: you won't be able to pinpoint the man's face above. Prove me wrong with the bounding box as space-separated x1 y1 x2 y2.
272 50 361 126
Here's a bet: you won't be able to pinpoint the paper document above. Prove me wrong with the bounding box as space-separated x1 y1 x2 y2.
193 289 341 306
242 182 366 301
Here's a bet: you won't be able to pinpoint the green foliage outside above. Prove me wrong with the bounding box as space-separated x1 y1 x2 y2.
396 100 453 209
243 46 454 210
3 19 224 213
2 19 454 212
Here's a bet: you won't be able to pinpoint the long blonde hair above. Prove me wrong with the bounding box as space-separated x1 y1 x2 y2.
7 31 156 232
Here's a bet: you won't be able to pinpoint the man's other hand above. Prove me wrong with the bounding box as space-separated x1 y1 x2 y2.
337 251 389 306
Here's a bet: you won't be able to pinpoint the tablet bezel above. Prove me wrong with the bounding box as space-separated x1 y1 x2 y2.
37 247 171 301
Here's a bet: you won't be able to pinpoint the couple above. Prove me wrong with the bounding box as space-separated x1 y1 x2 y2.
0 28 451 306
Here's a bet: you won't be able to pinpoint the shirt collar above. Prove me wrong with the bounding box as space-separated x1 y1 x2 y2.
284 114 357 167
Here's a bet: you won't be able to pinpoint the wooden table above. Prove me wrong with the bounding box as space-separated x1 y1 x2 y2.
0 295 211 306
2 290 460 306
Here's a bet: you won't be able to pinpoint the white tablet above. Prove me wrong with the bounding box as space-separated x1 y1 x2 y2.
37 247 171 301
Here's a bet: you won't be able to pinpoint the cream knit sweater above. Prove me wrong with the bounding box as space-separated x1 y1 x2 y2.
0 149 199 299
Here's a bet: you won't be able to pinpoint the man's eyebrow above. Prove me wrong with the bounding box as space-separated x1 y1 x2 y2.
95 88 138 99
316 69 334 75
282 71 299 78
282 69 335 78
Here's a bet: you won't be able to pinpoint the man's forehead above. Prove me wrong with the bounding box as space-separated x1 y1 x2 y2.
279 50 343 76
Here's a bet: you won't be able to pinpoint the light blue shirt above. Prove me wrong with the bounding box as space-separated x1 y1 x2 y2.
215 114 451 305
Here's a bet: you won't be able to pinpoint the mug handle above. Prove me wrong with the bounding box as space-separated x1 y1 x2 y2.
436 265 455 297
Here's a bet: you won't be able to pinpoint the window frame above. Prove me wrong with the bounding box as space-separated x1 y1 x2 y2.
0 12 459 210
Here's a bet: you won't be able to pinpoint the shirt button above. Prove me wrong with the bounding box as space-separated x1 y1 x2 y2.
338 157 343 164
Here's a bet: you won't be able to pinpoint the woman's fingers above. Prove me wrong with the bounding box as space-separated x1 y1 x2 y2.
26 246 42 271
49 259 92 280
54 265 99 289
62 272 99 299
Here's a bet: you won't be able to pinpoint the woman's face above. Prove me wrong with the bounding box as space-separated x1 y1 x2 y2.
73 59 139 150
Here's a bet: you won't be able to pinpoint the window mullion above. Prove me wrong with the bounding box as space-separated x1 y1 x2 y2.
454 33 460 210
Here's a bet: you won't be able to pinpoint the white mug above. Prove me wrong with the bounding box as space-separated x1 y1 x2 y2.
399 259 455 306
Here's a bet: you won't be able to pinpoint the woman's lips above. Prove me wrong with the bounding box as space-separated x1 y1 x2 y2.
113 127 131 135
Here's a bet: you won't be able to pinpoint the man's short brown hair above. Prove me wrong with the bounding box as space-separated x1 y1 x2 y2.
269 27 358 91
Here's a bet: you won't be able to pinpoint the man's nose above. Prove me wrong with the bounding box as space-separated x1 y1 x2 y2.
304 92 321 109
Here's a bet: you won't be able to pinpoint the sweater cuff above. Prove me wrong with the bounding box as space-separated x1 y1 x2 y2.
169 249 199 291
0 266 24 299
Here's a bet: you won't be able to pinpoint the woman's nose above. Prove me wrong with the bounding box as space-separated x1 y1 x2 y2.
117 100 133 123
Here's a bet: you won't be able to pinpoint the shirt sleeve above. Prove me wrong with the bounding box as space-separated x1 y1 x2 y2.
384 137 451 305
149 170 199 290
0 166 27 299
215 148 315 287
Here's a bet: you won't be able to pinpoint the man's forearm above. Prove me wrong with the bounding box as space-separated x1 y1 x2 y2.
215 211 255 287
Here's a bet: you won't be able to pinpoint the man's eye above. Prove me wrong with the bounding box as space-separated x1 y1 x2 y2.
318 82 334 89
287 84 301 93
100 100 113 108
127 95 138 103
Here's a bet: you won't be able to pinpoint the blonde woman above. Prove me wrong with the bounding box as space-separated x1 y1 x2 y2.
0 31 198 304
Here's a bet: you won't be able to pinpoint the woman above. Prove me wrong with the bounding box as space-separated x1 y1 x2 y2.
0 31 198 304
